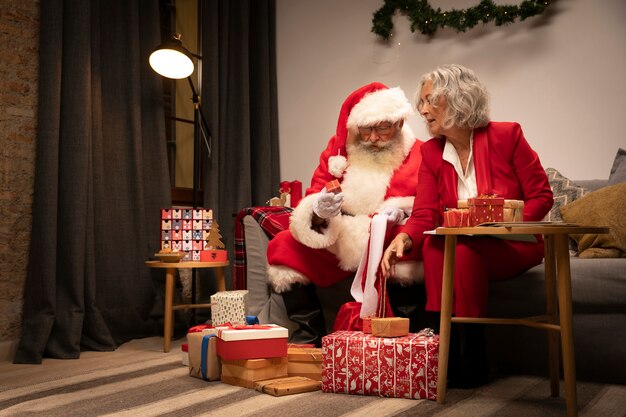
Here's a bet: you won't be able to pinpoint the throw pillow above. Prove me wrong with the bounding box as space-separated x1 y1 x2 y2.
544 168 587 222
608 148 626 185
560 182 626 258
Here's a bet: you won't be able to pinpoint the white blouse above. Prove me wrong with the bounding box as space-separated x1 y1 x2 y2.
442 132 477 201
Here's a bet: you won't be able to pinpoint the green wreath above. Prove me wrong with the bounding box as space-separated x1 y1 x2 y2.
372 0 551 40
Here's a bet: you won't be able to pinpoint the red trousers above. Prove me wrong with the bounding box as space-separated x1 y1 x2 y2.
423 235 544 317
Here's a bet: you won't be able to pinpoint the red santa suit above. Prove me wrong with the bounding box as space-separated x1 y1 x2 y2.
267 82 424 292
402 121 554 317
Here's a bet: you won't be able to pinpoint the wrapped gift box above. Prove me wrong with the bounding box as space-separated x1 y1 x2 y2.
321 330 438 400
459 198 524 226
371 317 409 337
467 196 504 225
255 376 321 396
216 324 288 361
326 179 342 194
188 331 221 381
362 317 373 334
210 290 249 326
181 343 189 367
200 249 228 262
221 357 288 388
288 347 322 381
443 208 470 227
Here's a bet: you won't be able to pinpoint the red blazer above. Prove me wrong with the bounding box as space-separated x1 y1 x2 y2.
402 121 554 251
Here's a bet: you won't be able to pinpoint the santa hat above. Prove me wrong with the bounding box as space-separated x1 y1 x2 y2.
346 86 413 130
327 82 415 177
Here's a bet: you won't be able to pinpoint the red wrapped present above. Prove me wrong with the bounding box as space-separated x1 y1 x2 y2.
321 330 438 400
467 195 505 225
443 208 470 227
325 179 342 194
216 324 288 361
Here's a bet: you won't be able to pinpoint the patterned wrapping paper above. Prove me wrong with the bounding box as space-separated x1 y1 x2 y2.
210 290 249 325
321 330 439 400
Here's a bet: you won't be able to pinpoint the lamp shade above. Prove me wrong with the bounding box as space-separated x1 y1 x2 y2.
149 35 195 79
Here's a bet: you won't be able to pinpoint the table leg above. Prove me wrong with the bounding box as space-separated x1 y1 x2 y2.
543 235 560 397
215 267 226 292
163 267 175 353
555 234 578 417
437 234 457 404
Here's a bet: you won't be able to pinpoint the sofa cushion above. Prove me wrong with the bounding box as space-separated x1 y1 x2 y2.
544 168 587 222
560 182 626 258
608 148 626 185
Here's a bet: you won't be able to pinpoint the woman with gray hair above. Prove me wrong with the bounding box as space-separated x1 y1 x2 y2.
381 64 554 388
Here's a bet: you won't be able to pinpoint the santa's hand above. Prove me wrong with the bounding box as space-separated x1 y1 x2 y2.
381 207 405 225
313 188 344 219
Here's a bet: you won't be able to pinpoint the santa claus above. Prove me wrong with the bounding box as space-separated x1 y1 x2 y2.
267 82 424 346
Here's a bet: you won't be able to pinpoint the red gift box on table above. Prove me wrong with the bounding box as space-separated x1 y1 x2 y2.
216 324 288 361
467 196 505 225
443 208 470 227
321 330 439 400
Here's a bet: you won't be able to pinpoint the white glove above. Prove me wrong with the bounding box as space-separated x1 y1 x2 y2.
381 207 405 226
313 188 344 219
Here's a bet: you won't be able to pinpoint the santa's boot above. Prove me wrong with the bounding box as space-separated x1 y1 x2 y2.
281 283 327 347
448 323 489 388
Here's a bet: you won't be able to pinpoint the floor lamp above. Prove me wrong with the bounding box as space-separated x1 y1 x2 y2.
149 34 212 323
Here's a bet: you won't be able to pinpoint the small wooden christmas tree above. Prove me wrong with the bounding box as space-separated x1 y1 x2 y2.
207 219 225 250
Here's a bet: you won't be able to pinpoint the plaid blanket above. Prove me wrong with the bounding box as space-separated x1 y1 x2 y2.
233 206 293 290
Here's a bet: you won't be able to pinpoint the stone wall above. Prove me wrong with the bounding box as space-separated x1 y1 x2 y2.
0 0 39 353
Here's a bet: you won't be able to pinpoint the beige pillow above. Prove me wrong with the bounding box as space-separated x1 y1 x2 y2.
560 182 626 258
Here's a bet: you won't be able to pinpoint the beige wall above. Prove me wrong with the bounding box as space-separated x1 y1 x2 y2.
276 0 626 185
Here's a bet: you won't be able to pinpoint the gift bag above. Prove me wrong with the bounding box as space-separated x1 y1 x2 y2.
334 214 394 331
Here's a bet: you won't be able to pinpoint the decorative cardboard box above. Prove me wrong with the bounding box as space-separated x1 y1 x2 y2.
181 343 189 367
287 347 323 381
321 330 439 400
159 207 228 262
210 290 249 326
221 357 288 388
466 196 504 225
255 376 321 396
371 317 410 337
188 331 221 381
216 324 288 361
459 198 524 226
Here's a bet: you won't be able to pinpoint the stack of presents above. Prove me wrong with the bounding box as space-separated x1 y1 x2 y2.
181 290 439 400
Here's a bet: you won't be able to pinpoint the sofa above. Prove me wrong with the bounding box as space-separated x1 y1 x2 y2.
236 151 626 385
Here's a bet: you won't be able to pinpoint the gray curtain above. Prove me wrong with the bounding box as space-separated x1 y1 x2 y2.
14 0 171 364
201 0 280 286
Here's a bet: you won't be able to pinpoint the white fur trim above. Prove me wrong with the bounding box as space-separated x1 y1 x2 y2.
328 155 348 178
267 265 311 293
347 87 413 129
327 215 371 271
400 124 417 156
378 196 415 215
290 193 341 248
390 260 425 285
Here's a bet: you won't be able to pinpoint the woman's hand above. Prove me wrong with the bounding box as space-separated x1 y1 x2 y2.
381 232 412 278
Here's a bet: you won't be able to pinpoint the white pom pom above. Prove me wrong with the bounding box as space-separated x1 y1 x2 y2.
328 155 348 178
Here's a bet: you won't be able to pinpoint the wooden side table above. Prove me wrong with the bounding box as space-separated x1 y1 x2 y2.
145 260 229 352
433 224 608 417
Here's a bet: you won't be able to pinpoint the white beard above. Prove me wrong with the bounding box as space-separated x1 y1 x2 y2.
341 135 406 215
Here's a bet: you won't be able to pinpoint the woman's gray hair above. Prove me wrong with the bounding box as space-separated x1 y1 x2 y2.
415 64 490 130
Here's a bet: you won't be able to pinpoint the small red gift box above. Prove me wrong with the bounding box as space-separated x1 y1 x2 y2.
467 196 505 225
321 330 438 400
216 324 288 361
325 179 342 194
443 208 470 227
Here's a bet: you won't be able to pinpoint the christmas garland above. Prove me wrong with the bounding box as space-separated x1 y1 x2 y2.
372 0 551 40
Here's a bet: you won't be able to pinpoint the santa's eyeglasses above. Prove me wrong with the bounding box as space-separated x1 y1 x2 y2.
358 123 395 136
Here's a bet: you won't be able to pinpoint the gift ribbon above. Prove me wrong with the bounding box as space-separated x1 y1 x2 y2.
219 323 273 331
351 213 388 318
200 334 216 380
245 315 260 325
